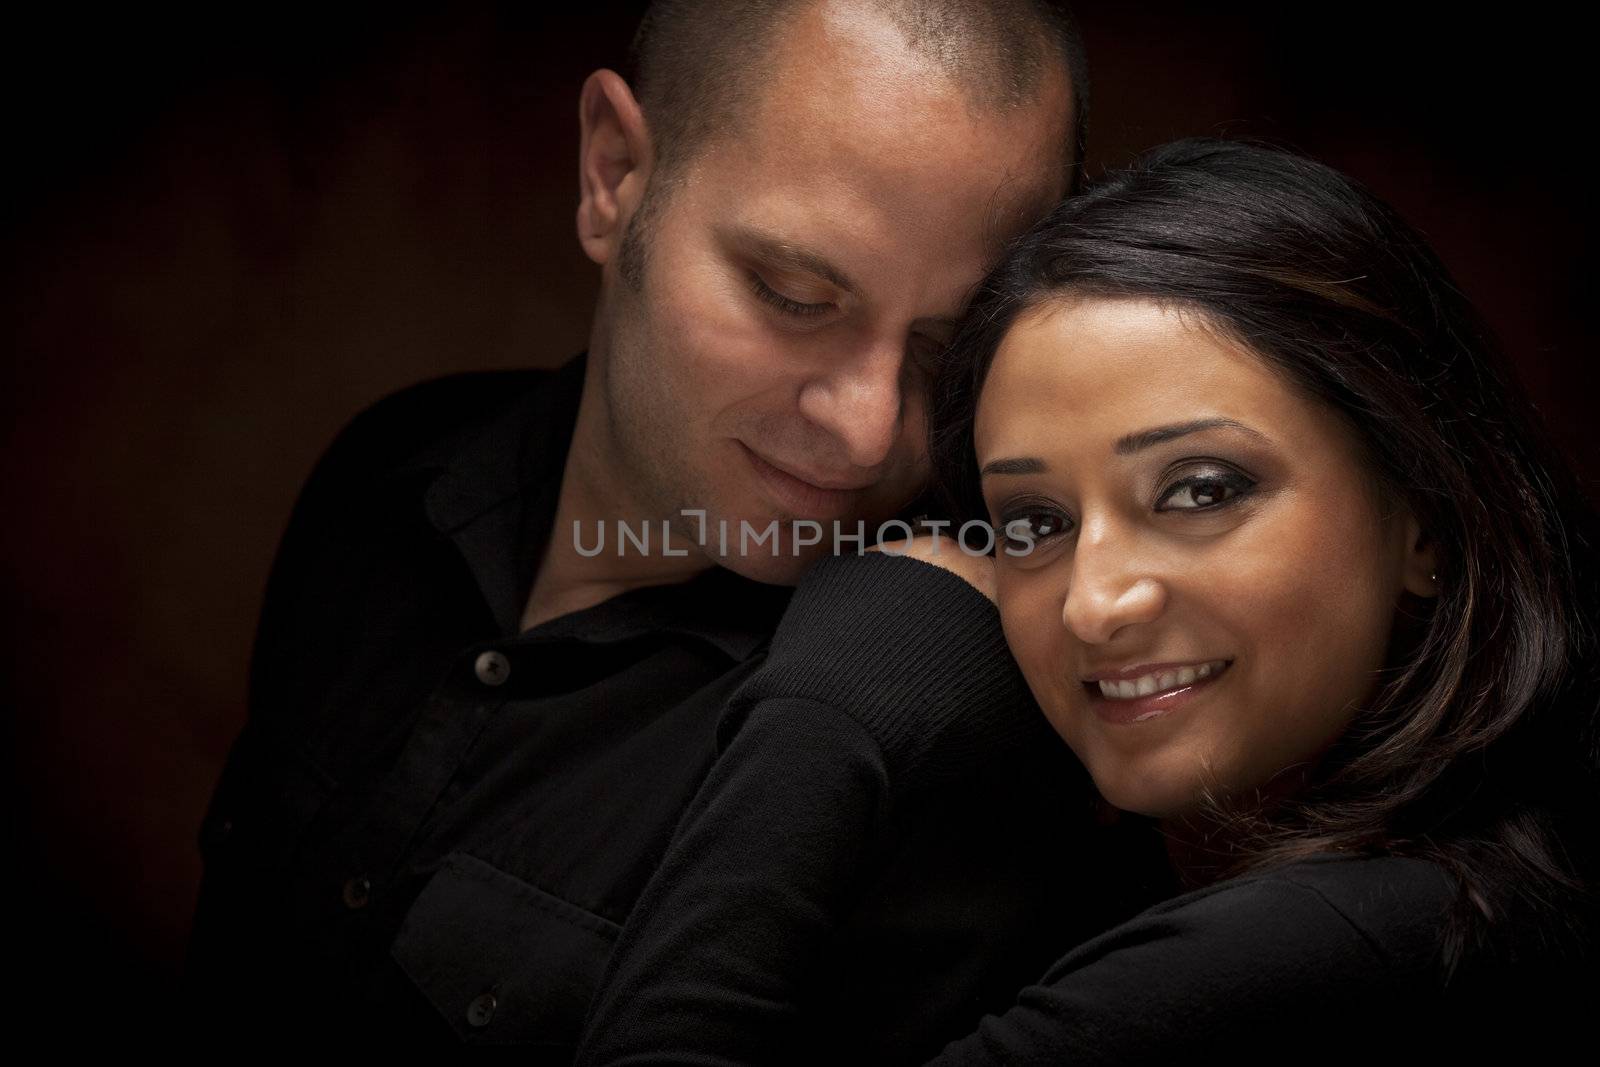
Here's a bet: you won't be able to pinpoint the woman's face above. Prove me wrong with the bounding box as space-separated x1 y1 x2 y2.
975 296 1433 819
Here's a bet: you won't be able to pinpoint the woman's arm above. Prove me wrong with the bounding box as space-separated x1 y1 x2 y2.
575 551 1050 1065
575 694 892 1065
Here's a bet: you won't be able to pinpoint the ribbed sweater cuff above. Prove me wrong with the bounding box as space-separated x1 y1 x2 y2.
722 551 1046 796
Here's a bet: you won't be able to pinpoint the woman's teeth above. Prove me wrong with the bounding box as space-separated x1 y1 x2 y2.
1095 660 1228 700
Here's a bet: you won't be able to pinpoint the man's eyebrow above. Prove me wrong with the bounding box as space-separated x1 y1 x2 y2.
727 228 858 294
1114 417 1265 455
980 456 1048 477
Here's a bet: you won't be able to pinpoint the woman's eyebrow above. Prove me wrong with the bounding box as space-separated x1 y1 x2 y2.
979 456 1048 477
980 418 1266 476
1114 417 1265 455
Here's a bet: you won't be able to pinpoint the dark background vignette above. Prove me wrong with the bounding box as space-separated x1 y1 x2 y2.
3 0 1592 1035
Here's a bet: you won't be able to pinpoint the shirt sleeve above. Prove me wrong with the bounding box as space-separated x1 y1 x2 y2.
574 552 1057 1065
716 551 1051 798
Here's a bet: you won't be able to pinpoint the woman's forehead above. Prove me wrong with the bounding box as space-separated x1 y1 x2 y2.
972 295 1355 470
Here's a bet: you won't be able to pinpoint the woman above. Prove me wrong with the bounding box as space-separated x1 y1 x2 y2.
576 140 1599 1062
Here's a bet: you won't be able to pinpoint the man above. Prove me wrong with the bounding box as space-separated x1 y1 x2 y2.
188 1 1152 1056
532 0 1082 613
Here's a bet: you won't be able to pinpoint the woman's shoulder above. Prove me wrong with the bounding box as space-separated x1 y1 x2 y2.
1240 853 1461 977
1043 851 1458 989
1163 852 1453 942
1240 852 1457 939
934 853 1483 1063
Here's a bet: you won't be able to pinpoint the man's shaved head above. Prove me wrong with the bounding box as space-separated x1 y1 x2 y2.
619 0 1088 288
630 0 1087 176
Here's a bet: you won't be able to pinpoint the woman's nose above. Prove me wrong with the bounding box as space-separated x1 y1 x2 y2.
1061 528 1167 645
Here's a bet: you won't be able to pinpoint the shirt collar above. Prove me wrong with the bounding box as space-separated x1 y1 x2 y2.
512 565 793 662
402 353 791 658
404 354 583 637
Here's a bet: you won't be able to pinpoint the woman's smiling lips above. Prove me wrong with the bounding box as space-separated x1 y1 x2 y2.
1080 659 1232 725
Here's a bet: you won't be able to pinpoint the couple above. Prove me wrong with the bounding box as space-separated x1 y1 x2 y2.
188 0 1597 1059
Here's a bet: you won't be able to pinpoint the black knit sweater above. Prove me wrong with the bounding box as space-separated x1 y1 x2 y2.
574 552 1577 1063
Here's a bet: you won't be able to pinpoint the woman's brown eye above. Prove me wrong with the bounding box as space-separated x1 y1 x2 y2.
998 507 1072 545
1155 470 1255 511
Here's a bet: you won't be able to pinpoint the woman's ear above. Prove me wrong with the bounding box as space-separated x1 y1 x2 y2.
576 69 653 267
1399 513 1441 598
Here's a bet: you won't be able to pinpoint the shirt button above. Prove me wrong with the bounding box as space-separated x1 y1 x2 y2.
466 991 497 1028
474 650 510 686
342 874 372 910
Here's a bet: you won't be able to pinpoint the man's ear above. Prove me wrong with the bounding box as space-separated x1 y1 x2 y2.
1399 512 1441 598
576 69 652 267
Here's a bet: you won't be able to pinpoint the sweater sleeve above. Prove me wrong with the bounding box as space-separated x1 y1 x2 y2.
926 855 1459 1064
717 551 1051 798
574 552 1052 1065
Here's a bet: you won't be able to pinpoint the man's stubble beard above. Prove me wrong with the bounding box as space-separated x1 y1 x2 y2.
598 281 716 562
606 187 918 579
606 194 772 568
601 288 826 581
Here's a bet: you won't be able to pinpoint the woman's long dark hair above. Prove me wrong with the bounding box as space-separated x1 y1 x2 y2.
931 138 1599 977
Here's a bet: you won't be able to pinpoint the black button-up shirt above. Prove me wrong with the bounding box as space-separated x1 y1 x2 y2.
188 354 1165 1056
188 355 799 1047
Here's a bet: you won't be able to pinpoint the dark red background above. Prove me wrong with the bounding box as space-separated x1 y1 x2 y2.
5 1 1591 1031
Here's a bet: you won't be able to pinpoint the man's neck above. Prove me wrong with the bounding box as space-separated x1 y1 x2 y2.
519 373 712 633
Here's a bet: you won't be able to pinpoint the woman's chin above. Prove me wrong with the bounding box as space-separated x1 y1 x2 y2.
1086 766 1203 822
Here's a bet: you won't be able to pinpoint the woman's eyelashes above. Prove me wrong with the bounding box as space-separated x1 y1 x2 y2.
1152 462 1257 512
996 500 1074 550
991 462 1259 549
748 272 833 318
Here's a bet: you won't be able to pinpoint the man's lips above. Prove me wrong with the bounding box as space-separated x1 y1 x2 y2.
739 442 873 518
742 444 874 491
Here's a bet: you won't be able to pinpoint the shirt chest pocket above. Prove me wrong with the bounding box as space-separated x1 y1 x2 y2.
391 853 622 1047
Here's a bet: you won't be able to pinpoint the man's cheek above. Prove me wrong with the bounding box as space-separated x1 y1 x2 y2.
679 314 773 384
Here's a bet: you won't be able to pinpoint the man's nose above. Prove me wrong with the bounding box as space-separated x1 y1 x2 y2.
796 336 906 469
1061 519 1167 645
